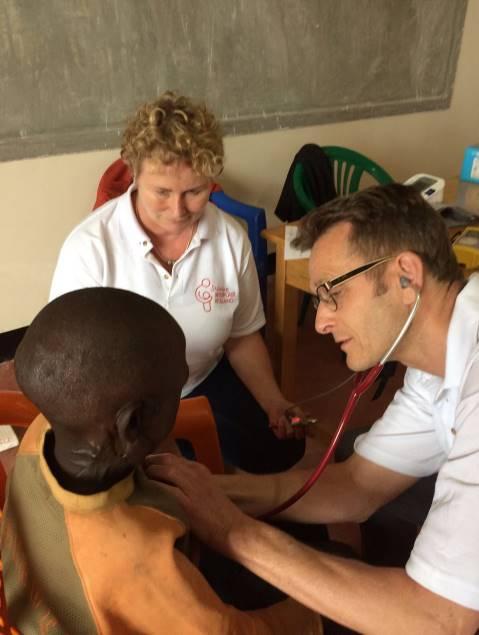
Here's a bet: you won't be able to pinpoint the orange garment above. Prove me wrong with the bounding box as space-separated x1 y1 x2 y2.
1 416 322 634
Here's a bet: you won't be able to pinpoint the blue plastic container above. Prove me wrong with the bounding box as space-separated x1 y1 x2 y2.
460 144 479 184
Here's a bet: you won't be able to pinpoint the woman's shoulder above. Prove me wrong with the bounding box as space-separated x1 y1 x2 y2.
205 201 248 239
63 193 127 247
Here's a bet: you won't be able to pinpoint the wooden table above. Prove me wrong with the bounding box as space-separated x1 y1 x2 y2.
264 179 460 398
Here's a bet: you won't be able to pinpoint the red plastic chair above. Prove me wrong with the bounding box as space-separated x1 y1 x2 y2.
93 159 133 209
0 392 39 426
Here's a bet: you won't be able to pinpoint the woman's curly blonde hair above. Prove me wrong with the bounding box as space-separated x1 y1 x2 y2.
121 91 224 178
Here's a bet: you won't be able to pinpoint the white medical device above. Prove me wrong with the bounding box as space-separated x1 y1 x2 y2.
404 173 446 205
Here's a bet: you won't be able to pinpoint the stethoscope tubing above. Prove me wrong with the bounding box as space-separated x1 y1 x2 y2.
258 364 383 520
259 292 421 521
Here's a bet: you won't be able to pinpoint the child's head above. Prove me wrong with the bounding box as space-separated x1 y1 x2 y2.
15 288 188 475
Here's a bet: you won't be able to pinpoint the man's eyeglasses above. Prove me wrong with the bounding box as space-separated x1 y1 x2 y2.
312 256 392 312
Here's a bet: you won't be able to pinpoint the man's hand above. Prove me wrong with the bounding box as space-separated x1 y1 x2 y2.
144 453 254 555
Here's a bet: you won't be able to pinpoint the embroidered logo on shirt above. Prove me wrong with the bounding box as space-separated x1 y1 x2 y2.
195 278 237 312
195 278 213 312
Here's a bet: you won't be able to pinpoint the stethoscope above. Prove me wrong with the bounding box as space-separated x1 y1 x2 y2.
260 290 421 520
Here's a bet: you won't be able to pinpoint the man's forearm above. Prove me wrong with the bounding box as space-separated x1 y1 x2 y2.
217 470 299 517
227 517 476 634
219 454 419 525
218 462 367 523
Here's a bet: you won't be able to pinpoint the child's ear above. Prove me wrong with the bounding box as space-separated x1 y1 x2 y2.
115 401 143 456
115 400 169 464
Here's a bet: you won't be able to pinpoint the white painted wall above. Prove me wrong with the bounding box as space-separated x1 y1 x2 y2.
1 0 478 331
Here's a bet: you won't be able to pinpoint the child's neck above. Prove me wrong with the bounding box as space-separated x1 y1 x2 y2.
44 430 132 495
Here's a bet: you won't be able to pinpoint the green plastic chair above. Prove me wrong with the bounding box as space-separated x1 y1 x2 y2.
292 146 394 212
293 146 394 326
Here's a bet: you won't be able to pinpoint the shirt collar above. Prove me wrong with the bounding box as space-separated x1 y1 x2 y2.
439 275 479 396
118 184 154 256
194 202 216 243
117 185 215 256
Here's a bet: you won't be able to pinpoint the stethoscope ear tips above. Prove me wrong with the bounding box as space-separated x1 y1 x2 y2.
400 276 411 289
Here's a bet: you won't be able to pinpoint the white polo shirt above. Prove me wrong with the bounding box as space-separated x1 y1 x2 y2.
49 185 265 396
355 275 479 609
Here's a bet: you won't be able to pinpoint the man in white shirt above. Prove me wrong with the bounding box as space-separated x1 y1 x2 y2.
147 183 479 634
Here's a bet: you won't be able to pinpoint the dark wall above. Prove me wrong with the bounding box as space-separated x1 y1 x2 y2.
0 0 467 162
0 327 27 361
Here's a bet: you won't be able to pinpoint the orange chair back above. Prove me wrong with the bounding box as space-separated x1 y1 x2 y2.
0 392 223 487
0 391 39 426
173 397 224 474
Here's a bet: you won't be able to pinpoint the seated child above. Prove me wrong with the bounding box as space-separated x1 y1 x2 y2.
0 287 322 634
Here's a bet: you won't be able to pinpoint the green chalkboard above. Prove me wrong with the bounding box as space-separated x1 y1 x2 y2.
0 0 467 161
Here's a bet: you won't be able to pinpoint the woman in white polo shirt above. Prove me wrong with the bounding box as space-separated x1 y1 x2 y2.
50 91 305 473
